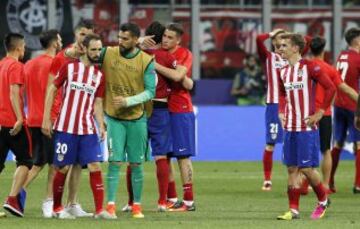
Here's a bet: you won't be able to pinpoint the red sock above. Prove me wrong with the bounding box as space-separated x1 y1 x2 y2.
90 171 104 214
126 165 133 205
312 183 327 202
53 171 66 211
330 147 341 186
355 149 360 187
263 149 273 181
287 187 300 211
156 159 169 205
183 183 193 202
300 178 309 195
167 181 177 200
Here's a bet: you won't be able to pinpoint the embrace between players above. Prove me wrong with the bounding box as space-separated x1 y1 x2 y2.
0 20 196 219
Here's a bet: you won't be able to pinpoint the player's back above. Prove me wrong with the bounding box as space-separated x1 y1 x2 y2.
146 49 175 99
0 57 25 127
24 54 54 127
334 49 360 111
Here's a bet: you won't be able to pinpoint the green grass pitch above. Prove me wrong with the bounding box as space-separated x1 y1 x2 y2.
0 161 360 228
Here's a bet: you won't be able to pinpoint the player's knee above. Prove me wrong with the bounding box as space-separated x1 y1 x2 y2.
87 162 101 172
265 144 275 151
176 155 190 160
16 160 33 170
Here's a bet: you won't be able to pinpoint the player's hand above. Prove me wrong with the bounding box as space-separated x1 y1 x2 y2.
41 118 53 138
112 96 127 108
138 35 156 49
270 28 284 38
278 113 285 128
98 126 106 141
9 120 23 136
355 116 360 130
304 110 324 128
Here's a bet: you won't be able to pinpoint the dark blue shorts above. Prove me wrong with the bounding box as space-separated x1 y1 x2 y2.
265 103 284 145
333 106 360 143
53 131 102 167
170 112 196 157
148 108 173 156
282 130 320 168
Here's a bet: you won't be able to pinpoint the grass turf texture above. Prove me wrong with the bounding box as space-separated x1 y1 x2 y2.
0 161 360 228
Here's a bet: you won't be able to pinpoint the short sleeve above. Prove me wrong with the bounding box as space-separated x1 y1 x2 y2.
9 62 24 85
50 55 64 75
53 64 68 88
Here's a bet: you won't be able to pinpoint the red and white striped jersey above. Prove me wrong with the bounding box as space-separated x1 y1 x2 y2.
53 61 105 135
278 59 335 132
256 33 288 104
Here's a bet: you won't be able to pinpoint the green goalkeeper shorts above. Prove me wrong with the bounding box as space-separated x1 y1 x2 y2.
106 115 148 163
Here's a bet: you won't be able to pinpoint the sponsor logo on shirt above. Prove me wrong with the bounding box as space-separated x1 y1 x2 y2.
70 81 96 94
284 82 304 91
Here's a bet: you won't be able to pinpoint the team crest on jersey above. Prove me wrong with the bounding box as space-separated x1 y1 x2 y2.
91 73 98 83
297 69 303 78
57 153 64 162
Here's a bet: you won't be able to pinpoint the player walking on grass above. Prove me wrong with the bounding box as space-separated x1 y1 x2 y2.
276 33 334 220
329 28 360 194
42 34 113 220
0 33 32 217
308 37 358 192
22 30 62 218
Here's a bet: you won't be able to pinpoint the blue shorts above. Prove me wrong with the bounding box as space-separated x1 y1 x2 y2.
282 130 320 168
170 112 196 157
53 132 102 167
333 106 360 143
148 108 173 156
265 103 284 145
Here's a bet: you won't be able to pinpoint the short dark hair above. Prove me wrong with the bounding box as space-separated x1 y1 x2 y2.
4 33 24 52
166 23 184 37
39 29 59 49
345 28 360 46
310 36 326 56
120 22 140 38
281 33 305 53
145 21 165 44
75 20 94 32
82 34 101 48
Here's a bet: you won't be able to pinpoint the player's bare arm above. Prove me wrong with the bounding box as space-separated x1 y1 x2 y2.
41 83 57 138
181 77 194 90
94 97 105 141
155 63 187 82
338 83 359 102
9 84 23 136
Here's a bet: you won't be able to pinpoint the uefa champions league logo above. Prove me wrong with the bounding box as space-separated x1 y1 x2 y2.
6 0 64 50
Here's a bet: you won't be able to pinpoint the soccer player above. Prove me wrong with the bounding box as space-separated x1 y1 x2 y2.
123 21 188 212
42 34 113 219
330 28 360 194
276 33 334 220
48 20 94 217
256 29 286 191
22 30 62 218
0 33 32 217
256 29 311 190
100 22 156 219
309 36 358 191
158 23 196 211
